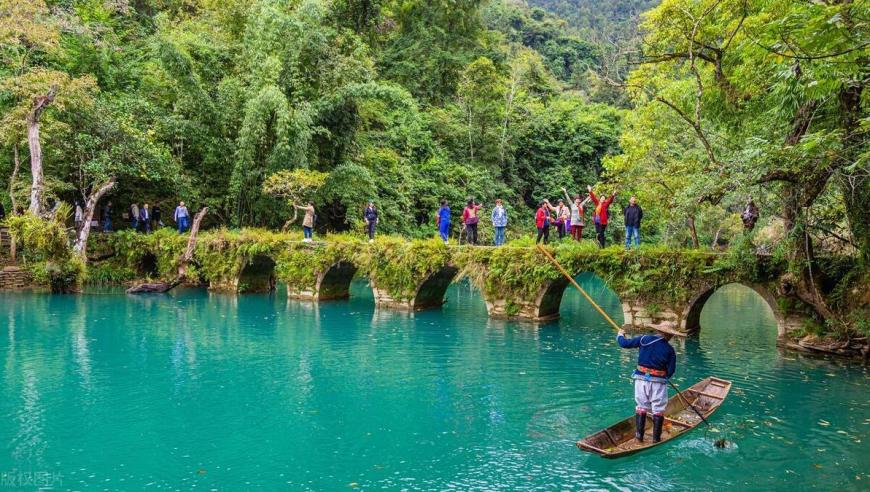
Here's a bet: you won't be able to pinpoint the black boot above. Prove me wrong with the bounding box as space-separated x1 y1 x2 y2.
652 415 664 443
634 412 646 442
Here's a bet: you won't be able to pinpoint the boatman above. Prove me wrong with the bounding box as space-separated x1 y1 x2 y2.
617 325 678 443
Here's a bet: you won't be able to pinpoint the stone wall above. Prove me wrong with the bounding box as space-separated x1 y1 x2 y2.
0 266 31 290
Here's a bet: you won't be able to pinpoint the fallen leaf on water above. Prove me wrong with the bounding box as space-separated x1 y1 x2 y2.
814 464 823 469
348 482 359 488
196 469 206 475
818 420 830 426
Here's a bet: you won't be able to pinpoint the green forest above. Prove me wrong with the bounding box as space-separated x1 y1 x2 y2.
1 0 869 330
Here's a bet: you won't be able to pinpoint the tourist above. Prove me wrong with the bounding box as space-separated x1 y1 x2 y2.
153 204 163 229
295 202 316 242
174 201 190 233
617 325 678 443
555 199 570 240
436 200 451 244
0 202 5 221
130 203 139 231
741 197 759 231
74 201 83 233
535 199 556 244
102 202 112 232
563 188 590 241
624 196 643 250
139 204 151 233
588 185 616 248
462 199 482 245
364 201 378 242
491 198 507 246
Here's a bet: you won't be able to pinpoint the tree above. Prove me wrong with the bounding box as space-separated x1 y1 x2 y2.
52 96 179 257
457 57 506 170
610 0 869 326
262 169 328 229
0 0 97 214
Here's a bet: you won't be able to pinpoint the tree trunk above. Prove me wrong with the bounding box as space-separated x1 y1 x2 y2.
74 179 116 260
281 207 299 231
9 144 20 213
26 86 58 215
178 207 208 278
128 208 207 294
687 215 700 248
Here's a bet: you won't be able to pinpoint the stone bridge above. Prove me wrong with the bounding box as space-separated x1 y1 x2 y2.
93 232 824 340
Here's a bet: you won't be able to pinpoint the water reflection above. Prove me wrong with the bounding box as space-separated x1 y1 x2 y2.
0 281 866 490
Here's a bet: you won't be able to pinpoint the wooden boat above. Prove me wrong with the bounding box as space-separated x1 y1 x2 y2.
577 376 732 458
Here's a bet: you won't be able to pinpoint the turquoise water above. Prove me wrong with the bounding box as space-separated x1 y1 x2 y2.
1 279 867 490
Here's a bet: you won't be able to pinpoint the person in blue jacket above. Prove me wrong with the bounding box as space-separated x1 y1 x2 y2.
617 325 678 443
436 200 451 244
490 198 508 246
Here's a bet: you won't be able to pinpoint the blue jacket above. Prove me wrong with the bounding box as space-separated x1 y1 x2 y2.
438 206 451 224
617 334 676 378
364 206 378 222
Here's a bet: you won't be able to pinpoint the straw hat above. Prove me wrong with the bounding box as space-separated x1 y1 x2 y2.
650 323 684 337
620 324 684 338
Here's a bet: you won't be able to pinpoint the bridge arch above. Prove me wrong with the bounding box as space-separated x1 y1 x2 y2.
371 265 459 310
238 254 277 293
682 283 784 337
411 265 459 309
317 261 358 300
287 260 358 300
535 277 570 320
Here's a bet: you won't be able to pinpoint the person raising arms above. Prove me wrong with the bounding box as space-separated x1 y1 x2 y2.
588 185 617 248
563 187 591 241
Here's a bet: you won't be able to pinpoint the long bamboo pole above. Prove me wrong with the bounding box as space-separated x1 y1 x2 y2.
535 244 621 331
535 244 712 429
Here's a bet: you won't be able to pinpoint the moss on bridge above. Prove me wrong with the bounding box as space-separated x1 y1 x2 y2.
71 229 867 347
87 229 787 308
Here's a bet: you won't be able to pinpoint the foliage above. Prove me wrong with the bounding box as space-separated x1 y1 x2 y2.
4 209 84 291
607 0 869 258
355 236 451 300
453 240 736 309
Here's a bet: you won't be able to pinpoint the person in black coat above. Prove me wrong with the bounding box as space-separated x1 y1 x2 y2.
152 205 162 229
623 196 643 249
139 204 151 233
363 201 378 242
102 202 112 232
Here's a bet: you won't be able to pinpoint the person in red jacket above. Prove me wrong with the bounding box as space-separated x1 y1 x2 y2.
535 199 557 244
588 185 617 248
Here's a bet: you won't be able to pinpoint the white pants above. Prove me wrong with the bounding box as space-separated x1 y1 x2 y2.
634 377 668 415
